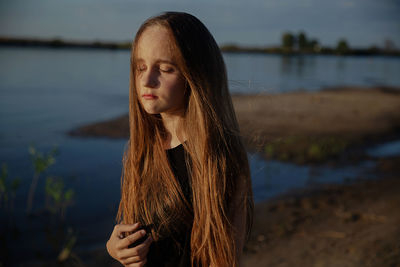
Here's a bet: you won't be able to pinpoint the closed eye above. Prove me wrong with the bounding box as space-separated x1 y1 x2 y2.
137 64 146 72
159 64 175 73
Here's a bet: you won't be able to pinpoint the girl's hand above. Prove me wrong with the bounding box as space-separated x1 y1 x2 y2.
106 223 153 267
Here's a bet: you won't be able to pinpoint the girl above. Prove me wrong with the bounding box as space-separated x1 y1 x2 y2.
106 12 253 267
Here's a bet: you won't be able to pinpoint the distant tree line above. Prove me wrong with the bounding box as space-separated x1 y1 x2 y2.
0 36 131 50
221 31 398 56
0 35 398 56
223 30 398 56
282 31 350 54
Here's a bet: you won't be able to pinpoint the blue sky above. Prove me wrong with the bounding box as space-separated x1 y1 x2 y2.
0 0 399 48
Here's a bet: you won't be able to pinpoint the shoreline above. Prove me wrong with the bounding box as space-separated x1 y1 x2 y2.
242 156 400 266
1 37 400 56
77 156 400 267
25 85 400 266
69 86 400 165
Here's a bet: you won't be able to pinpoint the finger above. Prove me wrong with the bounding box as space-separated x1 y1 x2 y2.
121 235 153 258
132 235 153 253
119 229 147 249
125 258 147 267
113 223 140 238
121 255 141 265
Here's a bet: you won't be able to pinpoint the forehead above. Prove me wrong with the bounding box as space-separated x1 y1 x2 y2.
135 25 176 61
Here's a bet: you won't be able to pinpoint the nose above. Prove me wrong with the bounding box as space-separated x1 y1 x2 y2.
141 68 159 88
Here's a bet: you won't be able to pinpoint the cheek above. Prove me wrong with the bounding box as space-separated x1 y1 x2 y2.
164 77 186 98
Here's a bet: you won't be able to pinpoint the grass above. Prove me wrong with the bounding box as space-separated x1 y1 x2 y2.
264 135 350 164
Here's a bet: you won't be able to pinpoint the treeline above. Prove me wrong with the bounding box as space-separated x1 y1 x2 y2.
1 34 399 56
222 31 400 56
0 36 131 50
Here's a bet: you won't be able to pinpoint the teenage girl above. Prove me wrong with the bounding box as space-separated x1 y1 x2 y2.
106 12 253 267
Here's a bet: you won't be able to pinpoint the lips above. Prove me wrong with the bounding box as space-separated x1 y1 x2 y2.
142 94 158 100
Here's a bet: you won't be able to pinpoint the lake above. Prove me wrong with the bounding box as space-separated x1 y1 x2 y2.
0 47 399 262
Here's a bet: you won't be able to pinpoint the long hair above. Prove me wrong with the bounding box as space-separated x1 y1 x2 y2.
117 12 253 267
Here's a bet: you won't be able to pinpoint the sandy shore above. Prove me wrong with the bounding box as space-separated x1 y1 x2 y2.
67 86 400 266
242 156 400 267
70 86 400 164
80 157 400 267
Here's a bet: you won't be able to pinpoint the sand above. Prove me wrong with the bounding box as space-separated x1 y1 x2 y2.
242 156 400 267
70 86 400 164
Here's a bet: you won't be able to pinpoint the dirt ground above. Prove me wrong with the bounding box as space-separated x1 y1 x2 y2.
233 86 400 164
68 86 400 266
242 156 400 267
234 86 400 140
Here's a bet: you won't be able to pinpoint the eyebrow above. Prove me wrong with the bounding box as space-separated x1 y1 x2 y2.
136 58 177 66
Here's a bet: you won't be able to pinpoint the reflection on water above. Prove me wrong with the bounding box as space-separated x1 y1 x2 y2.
225 54 400 94
279 55 312 78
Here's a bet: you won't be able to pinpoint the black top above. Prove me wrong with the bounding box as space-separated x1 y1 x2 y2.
146 143 193 267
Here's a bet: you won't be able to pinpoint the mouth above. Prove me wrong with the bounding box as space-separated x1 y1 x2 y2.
142 94 158 100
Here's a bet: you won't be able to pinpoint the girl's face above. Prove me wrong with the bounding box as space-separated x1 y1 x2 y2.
135 25 186 116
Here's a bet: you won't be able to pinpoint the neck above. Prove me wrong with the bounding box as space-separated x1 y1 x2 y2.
161 111 186 149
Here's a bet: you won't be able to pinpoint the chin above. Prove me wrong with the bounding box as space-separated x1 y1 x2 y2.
143 108 161 115
144 110 159 115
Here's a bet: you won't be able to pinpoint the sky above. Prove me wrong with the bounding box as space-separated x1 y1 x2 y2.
0 0 399 48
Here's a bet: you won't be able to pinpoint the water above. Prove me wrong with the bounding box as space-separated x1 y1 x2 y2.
1 47 399 261
1 46 399 209
366 139 400 158
1 47 398 201
1 47 399 158
249 153 377 203
225 53 400 93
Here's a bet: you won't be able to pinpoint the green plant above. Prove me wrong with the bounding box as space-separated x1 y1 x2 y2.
26 145 58 214
0 163 21 213
1 146 80 265
45 176 74 220
57 227 78 262
265 144 275 157
307 143 323 161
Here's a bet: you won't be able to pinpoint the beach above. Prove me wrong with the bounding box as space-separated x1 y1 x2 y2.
69 86 400 266
243 157 400 266
70 86 400 164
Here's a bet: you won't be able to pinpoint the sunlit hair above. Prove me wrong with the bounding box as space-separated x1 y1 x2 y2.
117 11 253 267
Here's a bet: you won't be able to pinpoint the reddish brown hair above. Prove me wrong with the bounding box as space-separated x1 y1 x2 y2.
117 12 253 267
